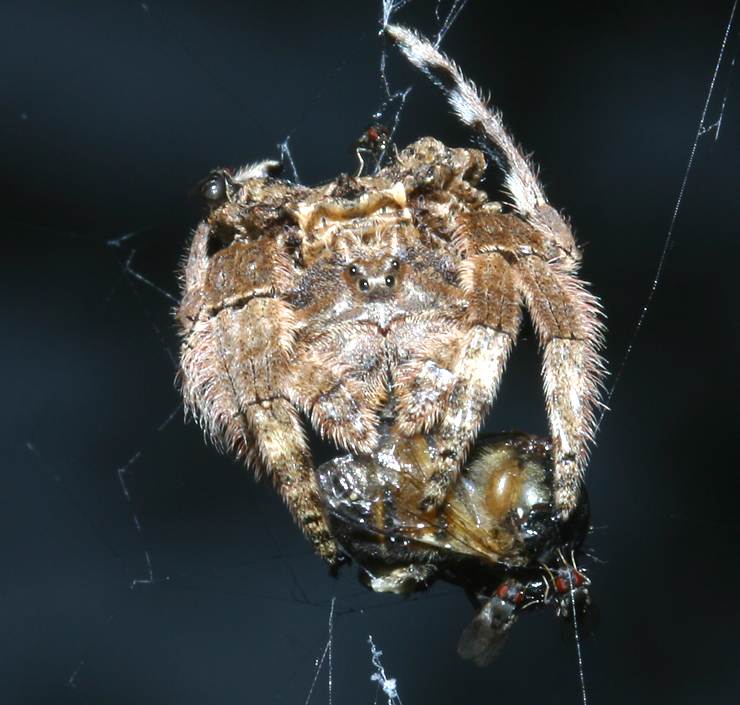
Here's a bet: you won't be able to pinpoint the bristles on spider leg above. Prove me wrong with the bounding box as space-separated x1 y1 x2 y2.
515 258 607 517
234 159 283 182
385 24 575 255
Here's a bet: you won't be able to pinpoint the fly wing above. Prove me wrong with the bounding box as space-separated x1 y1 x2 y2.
457 598 518 666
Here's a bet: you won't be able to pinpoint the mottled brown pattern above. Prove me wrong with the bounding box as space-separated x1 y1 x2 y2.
176 26 606 564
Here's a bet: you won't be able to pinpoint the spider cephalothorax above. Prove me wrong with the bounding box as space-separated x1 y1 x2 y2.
176 25 605 566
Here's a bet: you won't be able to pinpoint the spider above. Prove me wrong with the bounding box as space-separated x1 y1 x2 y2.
176 25 605 566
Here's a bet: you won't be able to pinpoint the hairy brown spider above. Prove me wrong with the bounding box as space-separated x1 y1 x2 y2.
176 25 605 565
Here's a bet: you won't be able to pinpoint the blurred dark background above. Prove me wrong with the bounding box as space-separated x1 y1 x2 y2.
2 1 739 703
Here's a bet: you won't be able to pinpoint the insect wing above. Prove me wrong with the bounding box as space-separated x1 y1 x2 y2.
457 597 518 666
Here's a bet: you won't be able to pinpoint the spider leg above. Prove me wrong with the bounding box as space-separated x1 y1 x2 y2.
392 314 464 438
385 24 577 263
387 25 607 514
514 255 605 516
178 228 339 565
418 251 521 509
233 159 283 182
288 323 387 454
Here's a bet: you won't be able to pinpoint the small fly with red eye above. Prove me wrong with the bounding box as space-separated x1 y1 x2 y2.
354 123 392 175
460 555 594 666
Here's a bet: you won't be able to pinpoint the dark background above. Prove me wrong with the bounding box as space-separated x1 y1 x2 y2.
3 1 739 703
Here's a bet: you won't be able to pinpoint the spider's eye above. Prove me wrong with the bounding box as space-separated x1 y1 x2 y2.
201 173 226 203
390 259 400 270
348 264 358 276
385 275 395 287
358 279 369 291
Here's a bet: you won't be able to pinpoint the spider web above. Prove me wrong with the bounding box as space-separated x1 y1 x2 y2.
6 1 740 704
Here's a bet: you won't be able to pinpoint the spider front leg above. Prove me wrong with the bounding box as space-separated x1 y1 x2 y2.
182 300 339 564
288 325 388 454
400 251 521 510
386 25 607 516
178 231 339 565
515 256 605 517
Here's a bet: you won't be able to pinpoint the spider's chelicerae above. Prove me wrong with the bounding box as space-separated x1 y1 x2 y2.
176 25 606 566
